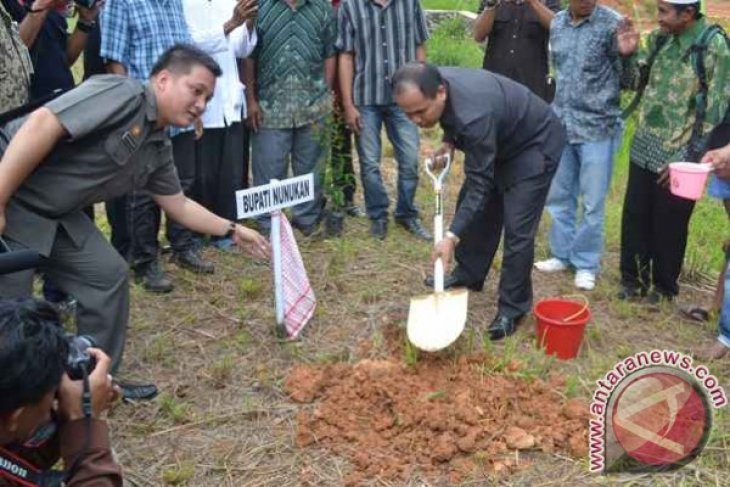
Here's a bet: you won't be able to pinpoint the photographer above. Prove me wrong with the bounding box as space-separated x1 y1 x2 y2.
0 297 122 486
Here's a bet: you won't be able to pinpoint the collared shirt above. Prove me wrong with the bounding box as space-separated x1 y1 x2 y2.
479 0 559 101
100 0 192 81
336 0 429 107
183 0 257 127
1 75 181 255
0 2 32 113
624 19 730 171
3 0 74 100
550 5 622 144
438 67 565 237
252 0 335 129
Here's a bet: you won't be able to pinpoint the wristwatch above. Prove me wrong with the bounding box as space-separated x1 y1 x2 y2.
76 19 96 33
445 231 460 245
223 221 237 239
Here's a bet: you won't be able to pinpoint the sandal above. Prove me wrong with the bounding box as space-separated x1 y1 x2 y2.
679 306 711 322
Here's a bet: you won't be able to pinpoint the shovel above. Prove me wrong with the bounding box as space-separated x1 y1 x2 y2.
407 154 469 352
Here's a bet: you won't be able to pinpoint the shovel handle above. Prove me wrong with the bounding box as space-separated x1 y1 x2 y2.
434 210 444 293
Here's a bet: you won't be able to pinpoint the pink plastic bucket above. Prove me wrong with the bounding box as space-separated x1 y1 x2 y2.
669 162 712 200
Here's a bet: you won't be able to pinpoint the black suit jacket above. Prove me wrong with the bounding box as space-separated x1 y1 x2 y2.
439 67 566 237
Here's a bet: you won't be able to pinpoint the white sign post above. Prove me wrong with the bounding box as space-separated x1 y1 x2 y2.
235 174 315 332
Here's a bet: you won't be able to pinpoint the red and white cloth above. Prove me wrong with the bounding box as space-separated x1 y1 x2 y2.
275 213 316 338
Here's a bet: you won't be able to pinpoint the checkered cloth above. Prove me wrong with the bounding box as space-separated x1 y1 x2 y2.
276 213 316 338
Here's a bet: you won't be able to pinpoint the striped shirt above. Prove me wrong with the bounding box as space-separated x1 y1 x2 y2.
336 0 429 106
252 0 336 129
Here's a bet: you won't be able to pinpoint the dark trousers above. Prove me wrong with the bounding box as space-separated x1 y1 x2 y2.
0 223 129 373
129 131 199 267
105 195 130 260
620 162 695 297
331 111 356 205
194 123 246 222
455 164 556 319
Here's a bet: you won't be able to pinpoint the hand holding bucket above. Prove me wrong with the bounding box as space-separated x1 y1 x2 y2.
667 162 713 200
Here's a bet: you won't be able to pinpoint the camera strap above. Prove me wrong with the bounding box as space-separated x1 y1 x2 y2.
0 446 41 486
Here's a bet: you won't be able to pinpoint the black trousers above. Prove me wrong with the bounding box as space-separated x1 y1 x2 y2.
455 164 556 319
193 122 246 223
331 110 357 205
620 162 695 297
124 132 199 267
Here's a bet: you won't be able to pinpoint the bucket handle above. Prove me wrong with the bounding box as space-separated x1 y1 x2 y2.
561 294 590 323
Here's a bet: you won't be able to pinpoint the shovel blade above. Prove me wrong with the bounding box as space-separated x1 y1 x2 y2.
407 288 469 352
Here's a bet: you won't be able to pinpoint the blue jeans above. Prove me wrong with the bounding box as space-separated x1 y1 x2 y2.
719 259 730 347
546 128 622 272
355 104 420 221
251 119 327 231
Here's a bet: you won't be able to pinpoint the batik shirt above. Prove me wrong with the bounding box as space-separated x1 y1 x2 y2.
623 18 730 170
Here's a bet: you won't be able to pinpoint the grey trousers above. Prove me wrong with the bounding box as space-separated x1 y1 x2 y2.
251 118 327 231
0 220 129 373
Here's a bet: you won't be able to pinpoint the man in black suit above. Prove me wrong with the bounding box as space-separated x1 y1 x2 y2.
393 63 566 340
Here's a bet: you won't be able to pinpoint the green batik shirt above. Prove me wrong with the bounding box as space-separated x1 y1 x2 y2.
622 19 730 172
1 2 32 113
252 0 337 129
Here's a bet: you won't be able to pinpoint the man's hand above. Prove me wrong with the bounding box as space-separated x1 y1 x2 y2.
233 0 258 24
57 348 118 422
233 225 272 260
246 98 263 132
77 0 103 23
29 0 59 11
432 237 456 273
429 142 455 171
616 17 639 57
343 104 362 135
702 144 730 180
657 163 671 188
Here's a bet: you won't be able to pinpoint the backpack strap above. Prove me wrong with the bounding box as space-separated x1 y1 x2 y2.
622 34 669 119
687 24 729 160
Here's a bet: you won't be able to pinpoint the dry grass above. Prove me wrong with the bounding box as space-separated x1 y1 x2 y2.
99 127 730 486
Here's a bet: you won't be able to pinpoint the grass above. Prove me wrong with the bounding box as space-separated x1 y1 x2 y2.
422 0 480 12
426 17 484 68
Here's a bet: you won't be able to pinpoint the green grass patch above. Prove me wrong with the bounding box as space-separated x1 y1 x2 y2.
422 0 479 12
426 18 484 68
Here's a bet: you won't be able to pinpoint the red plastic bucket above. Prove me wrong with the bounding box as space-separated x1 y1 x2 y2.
534 297 591 360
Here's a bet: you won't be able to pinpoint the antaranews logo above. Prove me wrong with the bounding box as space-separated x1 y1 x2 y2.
589 350 727 473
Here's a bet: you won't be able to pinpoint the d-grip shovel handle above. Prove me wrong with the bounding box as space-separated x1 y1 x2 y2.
425 154 451 294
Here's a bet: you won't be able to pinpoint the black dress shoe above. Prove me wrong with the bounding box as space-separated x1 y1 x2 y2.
135 260 174 293
395 218 431 241
370 218 388 240
117 381 159 402
171 249 215 274
616 285 646 301
487 314 523 341
423 271 483 292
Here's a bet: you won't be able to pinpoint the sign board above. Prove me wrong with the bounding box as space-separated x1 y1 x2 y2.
235 173 314 219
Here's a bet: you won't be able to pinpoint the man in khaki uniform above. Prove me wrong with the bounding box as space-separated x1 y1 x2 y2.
0 45 271 399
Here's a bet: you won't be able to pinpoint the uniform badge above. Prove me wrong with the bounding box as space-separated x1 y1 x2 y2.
130 125 142 137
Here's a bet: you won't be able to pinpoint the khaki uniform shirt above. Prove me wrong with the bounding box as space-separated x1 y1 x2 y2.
0 75 182 256
0 2 32 113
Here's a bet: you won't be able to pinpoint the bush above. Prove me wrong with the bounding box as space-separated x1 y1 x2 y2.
426 18 484 68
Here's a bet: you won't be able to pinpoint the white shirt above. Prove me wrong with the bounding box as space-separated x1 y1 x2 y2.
182 0 257 128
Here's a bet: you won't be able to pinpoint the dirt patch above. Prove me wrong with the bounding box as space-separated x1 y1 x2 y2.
285 344 589 486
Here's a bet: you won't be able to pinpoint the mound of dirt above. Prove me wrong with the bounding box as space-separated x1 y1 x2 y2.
285 354 589 485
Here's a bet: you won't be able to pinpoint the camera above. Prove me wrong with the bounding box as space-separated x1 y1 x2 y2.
66 334 97 380
74 0 99 8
